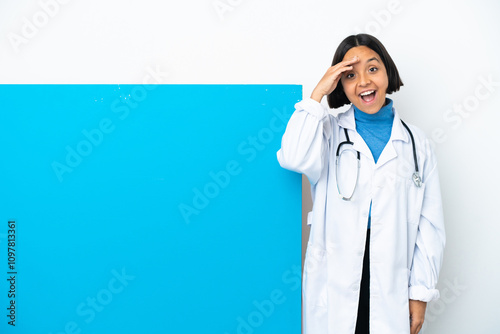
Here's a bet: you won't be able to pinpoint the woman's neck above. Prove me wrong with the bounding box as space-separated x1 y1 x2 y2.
354 98 394 123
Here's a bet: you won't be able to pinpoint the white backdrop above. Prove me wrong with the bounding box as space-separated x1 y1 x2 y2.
1 0 499 332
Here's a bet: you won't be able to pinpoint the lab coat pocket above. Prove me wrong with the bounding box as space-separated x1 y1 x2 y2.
303 243 327 308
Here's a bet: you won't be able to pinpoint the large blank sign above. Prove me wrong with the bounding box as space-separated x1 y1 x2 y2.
0 85 302 333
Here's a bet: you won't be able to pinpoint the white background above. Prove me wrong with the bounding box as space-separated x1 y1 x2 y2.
1 0 499 332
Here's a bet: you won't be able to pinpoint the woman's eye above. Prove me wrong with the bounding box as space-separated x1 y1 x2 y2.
369 67 378 73
346 73 354 79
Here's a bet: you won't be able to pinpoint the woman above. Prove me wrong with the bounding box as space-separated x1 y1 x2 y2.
277 34 445 334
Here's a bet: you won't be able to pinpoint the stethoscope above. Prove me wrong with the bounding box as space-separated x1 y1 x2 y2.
335 120 422 201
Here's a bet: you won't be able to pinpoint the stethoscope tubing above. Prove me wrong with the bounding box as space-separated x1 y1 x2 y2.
335 120 422 201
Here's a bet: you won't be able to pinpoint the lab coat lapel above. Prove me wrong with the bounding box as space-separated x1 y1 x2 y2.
375 110 410 169
351 132 373 161
337 106 373 161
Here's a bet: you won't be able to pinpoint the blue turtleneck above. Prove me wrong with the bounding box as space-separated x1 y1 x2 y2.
353 98 395 229
353 98 394 163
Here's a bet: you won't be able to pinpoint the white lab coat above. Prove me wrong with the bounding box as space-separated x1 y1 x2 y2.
277 98 445 334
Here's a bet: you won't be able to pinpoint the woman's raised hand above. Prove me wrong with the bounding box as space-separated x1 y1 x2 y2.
310 56 359 103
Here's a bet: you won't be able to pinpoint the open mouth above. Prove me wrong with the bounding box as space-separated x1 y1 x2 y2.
359 90 376 104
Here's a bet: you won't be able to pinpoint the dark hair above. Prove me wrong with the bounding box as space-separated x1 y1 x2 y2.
327 34 403 109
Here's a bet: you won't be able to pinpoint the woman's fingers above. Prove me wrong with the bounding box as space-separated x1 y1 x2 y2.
323 63 354 92
335 56 360 68
311 57 359 102
328 56 359 79
329 56 359 76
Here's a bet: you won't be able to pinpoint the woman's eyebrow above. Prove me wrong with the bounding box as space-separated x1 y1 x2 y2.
366 57 380 63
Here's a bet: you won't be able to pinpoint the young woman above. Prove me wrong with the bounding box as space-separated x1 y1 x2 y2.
277 34 446 334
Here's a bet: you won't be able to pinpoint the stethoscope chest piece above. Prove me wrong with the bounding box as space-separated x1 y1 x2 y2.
401 120 422 188
412 172 422 188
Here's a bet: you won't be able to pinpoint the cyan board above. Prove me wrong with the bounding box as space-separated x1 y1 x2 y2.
0 85 302 334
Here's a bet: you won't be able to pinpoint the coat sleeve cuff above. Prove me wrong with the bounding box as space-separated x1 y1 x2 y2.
408 285 440 302
295 98 329 120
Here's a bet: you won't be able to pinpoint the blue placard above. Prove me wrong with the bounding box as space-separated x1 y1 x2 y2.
0 84 302 333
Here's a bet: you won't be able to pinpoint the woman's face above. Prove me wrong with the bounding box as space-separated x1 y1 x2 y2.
340 46 389 114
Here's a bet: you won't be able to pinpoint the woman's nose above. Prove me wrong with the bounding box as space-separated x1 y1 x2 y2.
359 73 371 86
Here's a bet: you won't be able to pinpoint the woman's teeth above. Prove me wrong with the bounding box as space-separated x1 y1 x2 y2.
360 90 376 102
